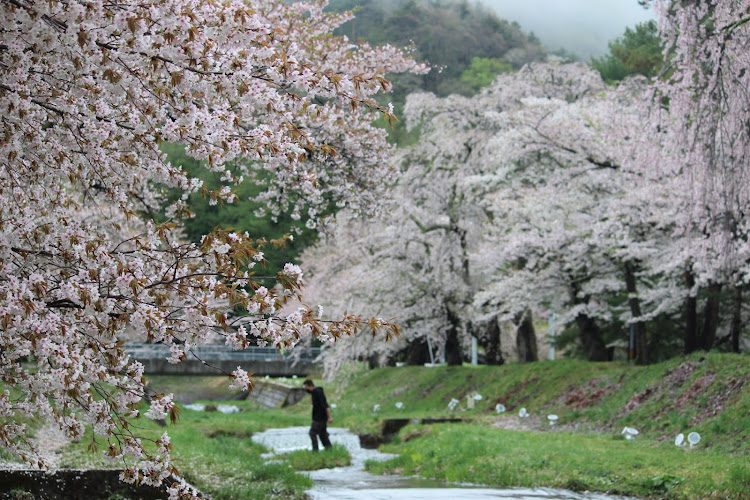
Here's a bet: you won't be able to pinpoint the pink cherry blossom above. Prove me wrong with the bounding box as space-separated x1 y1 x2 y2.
1 0 415 492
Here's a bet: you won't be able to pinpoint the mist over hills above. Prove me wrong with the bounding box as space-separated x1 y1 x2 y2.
480 0 655 58
331 0 655 63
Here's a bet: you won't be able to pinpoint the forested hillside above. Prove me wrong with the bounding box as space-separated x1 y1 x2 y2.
327 0 545 97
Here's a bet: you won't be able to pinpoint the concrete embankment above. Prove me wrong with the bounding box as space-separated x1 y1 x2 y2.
248 378 308 409
0 469 204 499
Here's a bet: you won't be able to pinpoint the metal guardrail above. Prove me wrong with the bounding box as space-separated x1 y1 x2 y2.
124 343 323 362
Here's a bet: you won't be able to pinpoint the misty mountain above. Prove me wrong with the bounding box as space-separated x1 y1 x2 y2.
327 0 546 97
479 0 655 58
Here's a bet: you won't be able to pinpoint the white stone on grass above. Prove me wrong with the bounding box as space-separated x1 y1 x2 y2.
621 427 639 440
217 404 240 414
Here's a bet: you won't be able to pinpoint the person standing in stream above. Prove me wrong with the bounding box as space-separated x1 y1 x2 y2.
303 379 333 451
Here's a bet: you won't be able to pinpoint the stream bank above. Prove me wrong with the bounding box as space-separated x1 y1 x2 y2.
251 426 638 500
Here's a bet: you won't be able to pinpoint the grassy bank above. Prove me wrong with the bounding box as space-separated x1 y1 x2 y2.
323 353 750 451
367 422 749 499
321 352 750 499
59 405 312 499
14 351 750 499
59 402 350 500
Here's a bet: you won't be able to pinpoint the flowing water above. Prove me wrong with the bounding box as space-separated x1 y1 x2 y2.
251 427 638 500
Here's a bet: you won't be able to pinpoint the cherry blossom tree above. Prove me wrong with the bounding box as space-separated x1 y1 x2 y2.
403 62 656 364
302 63 630 368
298 211 412 371
299 6 750 371
637 0 750 354
1 0 422 492
302 88 501 368
468 66 630 362
303 59 742 369
457 54 749 362
648 0 749 220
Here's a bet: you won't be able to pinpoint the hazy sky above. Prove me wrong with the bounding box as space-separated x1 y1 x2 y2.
481 0 655 58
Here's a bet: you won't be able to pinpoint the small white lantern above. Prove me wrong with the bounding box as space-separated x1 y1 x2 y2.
621 427 639 440
687 432 701 447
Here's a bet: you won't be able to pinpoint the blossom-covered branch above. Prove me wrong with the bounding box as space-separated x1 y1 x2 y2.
0 0 421 493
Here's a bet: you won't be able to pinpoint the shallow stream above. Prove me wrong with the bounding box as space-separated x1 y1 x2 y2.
251 426 637 500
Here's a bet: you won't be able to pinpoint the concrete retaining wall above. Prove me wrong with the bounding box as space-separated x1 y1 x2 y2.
0 469 205 499
247 379 307 409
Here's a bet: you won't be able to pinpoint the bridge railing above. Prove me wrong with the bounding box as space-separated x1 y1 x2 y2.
124 343 324 363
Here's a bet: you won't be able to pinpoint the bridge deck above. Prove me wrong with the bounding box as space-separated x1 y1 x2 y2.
125 343 323 376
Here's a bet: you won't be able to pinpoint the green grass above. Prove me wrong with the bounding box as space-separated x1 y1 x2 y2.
59 403 314 500
366 423 750 499
145 375 245 402
321 353 750 455
276 444 351 470
316 352 750 499
7 351 750 499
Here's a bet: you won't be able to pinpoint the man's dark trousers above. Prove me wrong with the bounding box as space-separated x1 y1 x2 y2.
309 420 332 451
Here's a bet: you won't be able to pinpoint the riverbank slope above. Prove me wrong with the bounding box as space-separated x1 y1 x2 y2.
319 352 750 499
6 352 748 499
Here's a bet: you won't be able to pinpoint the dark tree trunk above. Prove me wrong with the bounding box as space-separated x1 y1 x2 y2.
367 353 380 369
575 313 608 361
730 285 742 353
445 309 463 366
570 282 607 361
684 269 698 354
404 338 431 365
479 317 504 366
624 262 648 365
700 282 722 351
514 309 538 362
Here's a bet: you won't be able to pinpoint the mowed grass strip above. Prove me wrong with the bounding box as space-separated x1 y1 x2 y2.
366 423 750 499
276 443 351 471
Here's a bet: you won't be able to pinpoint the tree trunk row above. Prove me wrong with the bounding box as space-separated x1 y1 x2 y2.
403 265 743 367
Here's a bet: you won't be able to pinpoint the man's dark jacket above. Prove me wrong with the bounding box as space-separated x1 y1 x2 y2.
310 386 329 422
